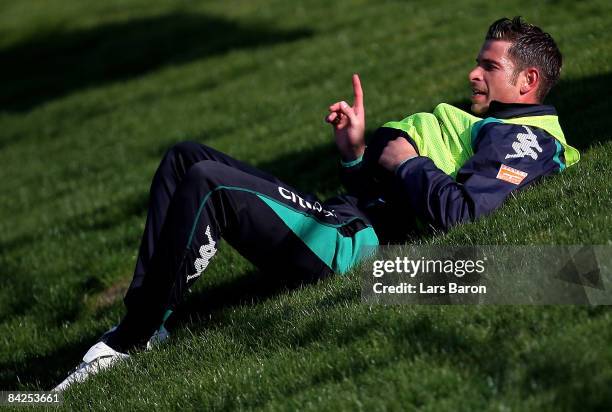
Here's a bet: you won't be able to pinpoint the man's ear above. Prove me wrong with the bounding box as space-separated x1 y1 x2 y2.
520 67 539 96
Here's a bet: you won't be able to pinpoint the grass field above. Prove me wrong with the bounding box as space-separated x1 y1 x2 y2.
1 0 611 410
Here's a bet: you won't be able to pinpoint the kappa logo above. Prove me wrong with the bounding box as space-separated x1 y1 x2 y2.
187 225 217 282
505 126 542 160
278 187 336 217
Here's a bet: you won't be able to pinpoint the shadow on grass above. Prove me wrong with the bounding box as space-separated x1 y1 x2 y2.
0 12 312 112
174 269 324 329
547 72 612 149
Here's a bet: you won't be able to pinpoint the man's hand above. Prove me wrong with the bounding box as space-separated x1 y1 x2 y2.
379 137 418 172
325 74 366 162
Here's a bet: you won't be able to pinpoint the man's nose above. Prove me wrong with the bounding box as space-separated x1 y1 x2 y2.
469 66 482 82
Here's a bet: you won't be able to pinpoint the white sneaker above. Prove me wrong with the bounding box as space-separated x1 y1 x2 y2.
53 317 172 392
52 341 129 392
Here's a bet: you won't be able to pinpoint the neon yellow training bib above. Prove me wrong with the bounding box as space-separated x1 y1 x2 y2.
382 103 580 177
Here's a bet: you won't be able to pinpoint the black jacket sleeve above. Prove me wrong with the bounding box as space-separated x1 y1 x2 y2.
339 126 416 201
394 122 565 231
339 157 371 198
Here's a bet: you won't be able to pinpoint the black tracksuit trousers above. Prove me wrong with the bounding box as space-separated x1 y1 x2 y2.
113 141 379 348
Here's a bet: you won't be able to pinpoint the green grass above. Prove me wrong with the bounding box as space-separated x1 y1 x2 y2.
1 0 611 410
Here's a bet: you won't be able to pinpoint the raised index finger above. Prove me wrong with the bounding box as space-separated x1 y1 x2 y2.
352 73 364 112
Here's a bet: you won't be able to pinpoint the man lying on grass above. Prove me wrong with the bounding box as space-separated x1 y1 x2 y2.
55 16 579 390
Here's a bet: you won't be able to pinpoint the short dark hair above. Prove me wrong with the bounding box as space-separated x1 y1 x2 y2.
486 16 562 101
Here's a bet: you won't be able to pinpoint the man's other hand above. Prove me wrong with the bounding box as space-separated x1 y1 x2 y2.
326 74 366 162
379 138 418 172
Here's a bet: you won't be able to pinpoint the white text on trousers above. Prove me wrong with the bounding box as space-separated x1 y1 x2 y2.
278 187 336 217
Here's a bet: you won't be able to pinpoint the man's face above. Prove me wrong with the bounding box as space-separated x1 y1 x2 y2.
469 40 522 115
